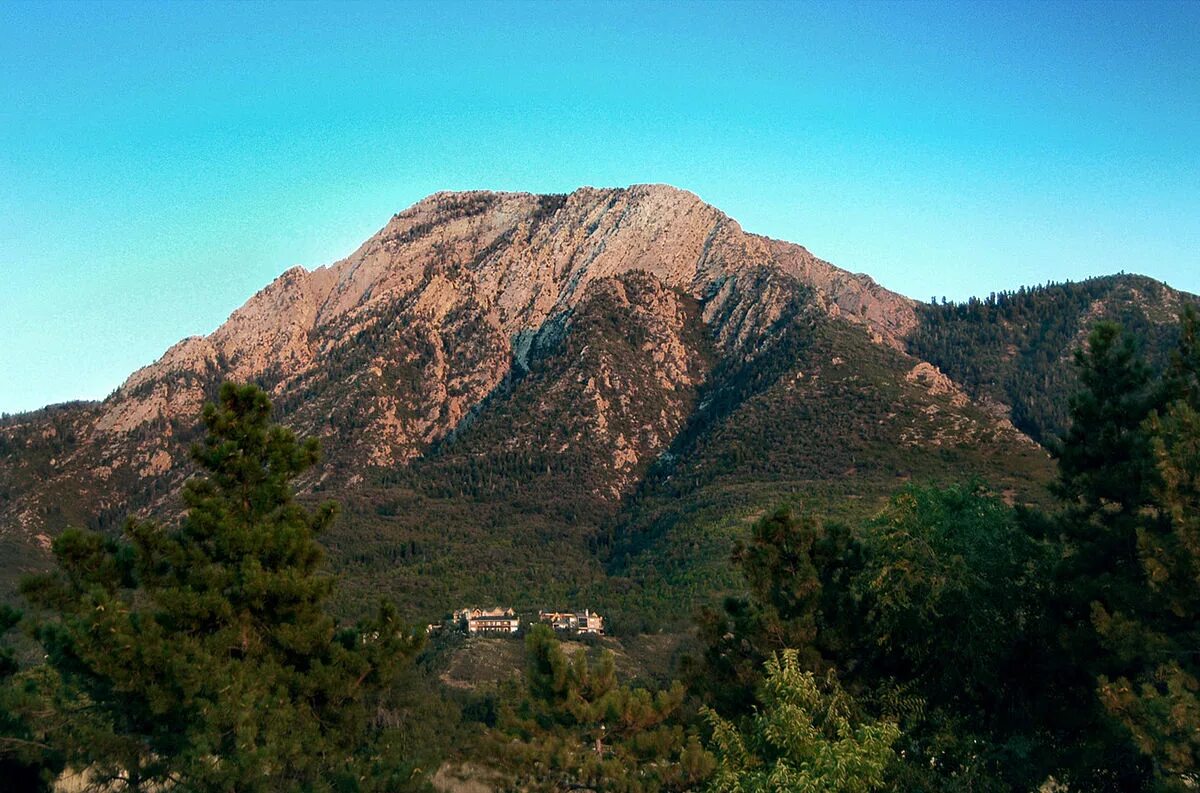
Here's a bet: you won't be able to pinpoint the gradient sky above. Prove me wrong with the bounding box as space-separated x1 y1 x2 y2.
2 0 1198 414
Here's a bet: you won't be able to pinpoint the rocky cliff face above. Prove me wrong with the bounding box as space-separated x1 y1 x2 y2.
104 186 915 443
2 185 1046 615
2 187 918 521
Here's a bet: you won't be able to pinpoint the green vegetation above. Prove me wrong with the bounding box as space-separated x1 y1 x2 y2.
608 312 1054 630
0 604 62 791
679 306 1200 791
908 274 1194 445
703 652 898 793
16 384 428 791
2 292 1200 790
488 624 713 792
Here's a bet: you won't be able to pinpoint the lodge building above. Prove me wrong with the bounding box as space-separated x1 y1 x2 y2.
538 609 605 636
454 607 520 634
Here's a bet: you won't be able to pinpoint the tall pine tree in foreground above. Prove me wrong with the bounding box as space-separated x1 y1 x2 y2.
1055 307 1200 789
23 383 423 792
1090 307 1200 790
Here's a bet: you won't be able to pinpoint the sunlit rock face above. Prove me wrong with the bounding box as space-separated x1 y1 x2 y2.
1 184 954 561
75 184 917 457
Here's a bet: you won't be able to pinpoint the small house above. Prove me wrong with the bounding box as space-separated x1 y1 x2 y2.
539 608 604 636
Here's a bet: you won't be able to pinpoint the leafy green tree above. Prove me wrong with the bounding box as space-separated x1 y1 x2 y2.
703 650 898 793
22 382 423 792
855 483 1047 716
851 483 1074 790
496 624 713 792
690 489 1056 789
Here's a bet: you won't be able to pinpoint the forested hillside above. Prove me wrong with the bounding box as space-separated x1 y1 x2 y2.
908 274 1196 445
4 307 1198 791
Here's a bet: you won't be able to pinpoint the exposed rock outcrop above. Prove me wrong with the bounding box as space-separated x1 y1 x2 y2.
84 185 919 462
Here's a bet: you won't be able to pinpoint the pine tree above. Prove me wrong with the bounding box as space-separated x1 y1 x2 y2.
1096 343 1200 789
1054 322 1162 677
0 605 64 792
495 624 713 792
1053 310 1200 789
693 508 837 716
1057 321 1157 518
22 383 423 792
1163 304 1200 408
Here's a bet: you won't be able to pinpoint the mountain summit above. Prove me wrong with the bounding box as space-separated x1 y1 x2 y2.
100 185 915 457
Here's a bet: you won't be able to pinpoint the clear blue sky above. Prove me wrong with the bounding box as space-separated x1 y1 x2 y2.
2 0 1197 414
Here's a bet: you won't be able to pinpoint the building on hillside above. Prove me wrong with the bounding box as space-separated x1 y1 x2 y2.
576 609 604 635
538 609 605 636
538 610 578 632
454 607 520 635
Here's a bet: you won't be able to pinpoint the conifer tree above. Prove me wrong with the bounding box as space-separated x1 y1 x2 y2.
0 605 63 792
693 508 842 716
1094 314 1200 789
1053 310 1200 789
1162 305 1200 408
496 624 713 792
22 382 423 792
1057 321 1157 519
1054 322 1162 686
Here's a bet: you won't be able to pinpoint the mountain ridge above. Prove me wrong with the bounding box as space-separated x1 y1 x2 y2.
1 185 1192 624
29 184 921 475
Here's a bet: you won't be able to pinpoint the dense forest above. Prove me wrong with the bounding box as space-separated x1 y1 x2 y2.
908 274 1186 445
2 305 1199 791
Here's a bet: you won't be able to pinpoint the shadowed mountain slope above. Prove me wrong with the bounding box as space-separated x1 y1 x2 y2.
908 275 1199 447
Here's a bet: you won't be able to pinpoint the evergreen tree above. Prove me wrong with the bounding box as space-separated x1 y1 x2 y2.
1054 322 1162 689
1057 321 1158 518
1163 304 1200 408
1096 376 1200 788
495 624 713 792
22 382 423 792
0 605 64 792
692 508 850 716
1051 311 1200 789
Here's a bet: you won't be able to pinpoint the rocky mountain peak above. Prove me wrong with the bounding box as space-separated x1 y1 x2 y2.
1 186 936 551
101 185 917 431
86 186 917 450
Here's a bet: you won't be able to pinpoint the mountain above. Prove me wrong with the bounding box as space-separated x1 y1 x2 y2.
3 185 1188 627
